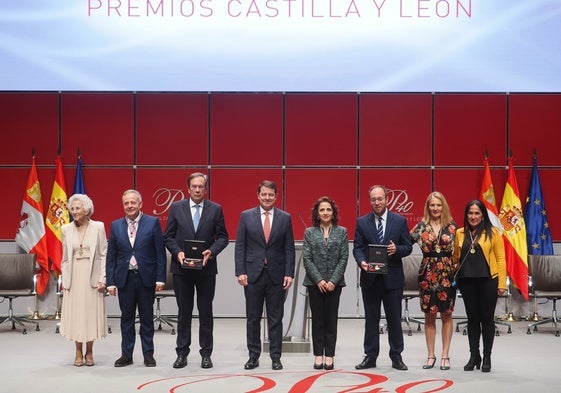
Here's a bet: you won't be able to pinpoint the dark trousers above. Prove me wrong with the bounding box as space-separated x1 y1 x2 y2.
459 277 498 356
118 270 156 357
361 276 404 361
173 273 216 357
244 269 285 359
308 285 342 357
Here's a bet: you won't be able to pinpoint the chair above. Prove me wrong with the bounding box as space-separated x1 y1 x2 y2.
381 255 424 336
0 253 40 334
527 255 561 337
153 253 176 334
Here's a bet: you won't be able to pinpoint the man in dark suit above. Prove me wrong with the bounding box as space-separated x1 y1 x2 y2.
353 185 413 371
163 172 228 369
107 189 167 367
235 180 295 371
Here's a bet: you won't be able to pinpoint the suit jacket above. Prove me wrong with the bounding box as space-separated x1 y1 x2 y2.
235 206 296 284
353 211 413 290
61 220 107 290
106 214 167 289
302 225 349 287
163 199 229 276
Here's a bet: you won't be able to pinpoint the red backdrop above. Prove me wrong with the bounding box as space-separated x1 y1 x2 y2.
2 92 560 242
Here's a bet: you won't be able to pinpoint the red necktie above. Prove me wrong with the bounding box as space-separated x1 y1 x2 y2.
264 211 271 243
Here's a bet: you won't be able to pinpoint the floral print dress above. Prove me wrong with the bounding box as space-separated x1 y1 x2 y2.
410 221 457 315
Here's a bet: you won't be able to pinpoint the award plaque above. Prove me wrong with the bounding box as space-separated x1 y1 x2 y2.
367 244 388 274
182 240 205 269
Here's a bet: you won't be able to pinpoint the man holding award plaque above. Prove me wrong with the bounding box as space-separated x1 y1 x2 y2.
163 172 228 370
353 185 412 371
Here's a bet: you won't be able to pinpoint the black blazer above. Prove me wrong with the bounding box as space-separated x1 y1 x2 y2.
106 214 167 288
235 206 296 284
353 211 413 290
163 199 229 276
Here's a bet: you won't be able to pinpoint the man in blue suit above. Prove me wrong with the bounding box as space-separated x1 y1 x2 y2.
107 189 167 367
235 180 295 371
164 172 228 369
353 185 412 371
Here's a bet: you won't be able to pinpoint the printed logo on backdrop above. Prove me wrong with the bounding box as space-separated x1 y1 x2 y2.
152 188 185 223
386 188 422 224
136 371 454 392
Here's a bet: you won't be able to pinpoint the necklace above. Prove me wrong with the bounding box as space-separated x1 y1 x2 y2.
77 222 89 256
321 225 332 246
430 223 442 253
468 230 478 254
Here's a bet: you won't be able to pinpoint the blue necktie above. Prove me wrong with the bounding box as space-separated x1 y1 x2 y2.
377 217 384 243
193 204 201 231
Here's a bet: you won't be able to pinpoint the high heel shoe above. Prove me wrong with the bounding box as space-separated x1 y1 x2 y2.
323 357 334 370
74 352 84 367
440 357 450 370
481 355 491 373
463 354 482 371
313 362 324 370
422 357 436 369
85 353 95 367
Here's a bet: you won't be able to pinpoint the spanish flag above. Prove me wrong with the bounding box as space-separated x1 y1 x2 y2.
15 155 50 295
45 156 69 274
499 157 529 300
479 155 503 232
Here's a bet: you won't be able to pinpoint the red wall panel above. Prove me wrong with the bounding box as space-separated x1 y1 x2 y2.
509 94 561 167
0 92 59 165
360 93 432 166
211 93 283 166
211 169 284 240
61 93 134 165
285 169 357 240
136 93 208 166
285 94 357 166
136 167 207 231
358 169 432 232
434 94 506 166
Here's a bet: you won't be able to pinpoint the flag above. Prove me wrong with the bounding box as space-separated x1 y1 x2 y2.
524 155 553 255
15 156 50 295
73 154 86 195
499 157 529 300
479 156 503 232
45 156 69 274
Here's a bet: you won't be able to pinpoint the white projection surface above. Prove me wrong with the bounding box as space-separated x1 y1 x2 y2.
1 0 560 92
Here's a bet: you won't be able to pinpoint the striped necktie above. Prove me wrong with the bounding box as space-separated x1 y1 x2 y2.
377 217 384 243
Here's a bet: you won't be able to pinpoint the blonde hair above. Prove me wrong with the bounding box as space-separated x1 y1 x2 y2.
422 191 453 227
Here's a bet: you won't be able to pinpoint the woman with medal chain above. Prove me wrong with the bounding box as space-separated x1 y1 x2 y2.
410 192 457 370
452 200 507 373
60 194 108 367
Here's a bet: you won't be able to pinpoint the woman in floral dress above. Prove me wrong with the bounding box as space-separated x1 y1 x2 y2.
410 191 457 371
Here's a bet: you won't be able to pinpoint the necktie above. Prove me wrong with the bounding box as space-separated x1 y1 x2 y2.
193 204 201 231
377 217 384 243
264 211 271 243
129 220 137 268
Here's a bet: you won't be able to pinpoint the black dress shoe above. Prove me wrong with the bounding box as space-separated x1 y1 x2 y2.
313 362 324 370
201 356 213 369
323 362 334 370
355 356 376 370
144 354 156 367
114 355 133 368
244 357 259 370
272 358 283 370
392 359 408 371
173 354 188 369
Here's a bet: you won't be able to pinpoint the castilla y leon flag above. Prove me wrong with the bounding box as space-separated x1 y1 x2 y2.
499 157 529 300
479 155 503 232
45 156 69 274
15 156 50 296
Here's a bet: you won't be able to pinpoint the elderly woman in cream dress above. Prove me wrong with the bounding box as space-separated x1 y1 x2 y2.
60 194 108 367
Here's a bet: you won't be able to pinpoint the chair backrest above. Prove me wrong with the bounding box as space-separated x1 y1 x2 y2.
402 255 421 292
528 255 561 292
0 253 36 294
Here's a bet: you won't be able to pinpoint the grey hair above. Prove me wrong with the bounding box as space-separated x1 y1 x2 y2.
68 194 94 217
122 189 142 202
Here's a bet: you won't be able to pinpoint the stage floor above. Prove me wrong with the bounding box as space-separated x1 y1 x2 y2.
1 316 558 392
